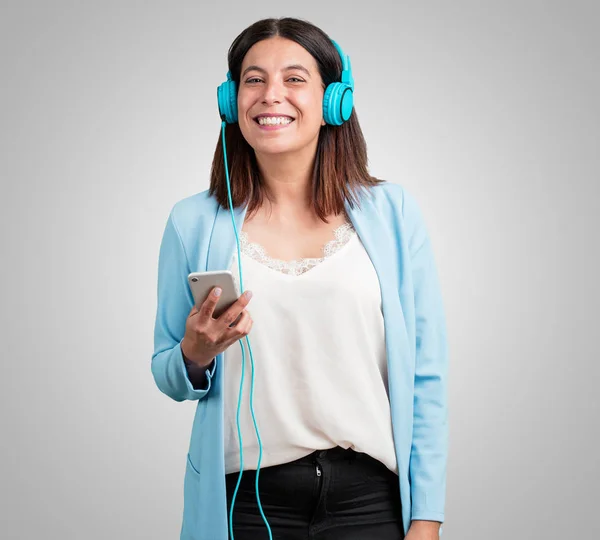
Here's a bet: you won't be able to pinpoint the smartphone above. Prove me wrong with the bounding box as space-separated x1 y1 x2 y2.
187 270 240 318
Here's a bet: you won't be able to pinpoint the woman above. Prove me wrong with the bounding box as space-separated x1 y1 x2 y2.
152 17 448 540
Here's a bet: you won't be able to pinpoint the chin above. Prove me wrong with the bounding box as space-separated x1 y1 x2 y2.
252 135 320 156
252 141 302 155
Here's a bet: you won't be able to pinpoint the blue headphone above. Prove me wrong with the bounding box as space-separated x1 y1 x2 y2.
217 39 354 126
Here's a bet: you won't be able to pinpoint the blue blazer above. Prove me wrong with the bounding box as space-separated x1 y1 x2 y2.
152 181 449 539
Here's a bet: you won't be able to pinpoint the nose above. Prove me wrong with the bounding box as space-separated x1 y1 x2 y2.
261 78 284 105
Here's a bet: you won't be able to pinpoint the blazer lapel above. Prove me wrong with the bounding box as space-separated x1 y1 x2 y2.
345 189 411 392
344 189 396 292
206 201 249 272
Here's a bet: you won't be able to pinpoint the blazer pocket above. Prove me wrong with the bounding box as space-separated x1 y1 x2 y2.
181 453 202 537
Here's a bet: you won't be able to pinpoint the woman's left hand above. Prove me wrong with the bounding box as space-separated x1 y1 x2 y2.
405 521 440 540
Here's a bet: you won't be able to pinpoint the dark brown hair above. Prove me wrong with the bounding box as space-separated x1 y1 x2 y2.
208 17 384 222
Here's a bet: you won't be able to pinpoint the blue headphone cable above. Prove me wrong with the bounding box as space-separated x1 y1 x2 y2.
221 120 273 540
216 40 353 538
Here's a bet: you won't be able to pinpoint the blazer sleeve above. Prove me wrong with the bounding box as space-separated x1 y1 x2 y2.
151 209 217 402
402 188 449 523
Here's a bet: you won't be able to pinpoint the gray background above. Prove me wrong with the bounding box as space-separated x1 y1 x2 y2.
1 1 598 539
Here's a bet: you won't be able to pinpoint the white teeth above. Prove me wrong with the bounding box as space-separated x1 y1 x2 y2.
257 116 293 126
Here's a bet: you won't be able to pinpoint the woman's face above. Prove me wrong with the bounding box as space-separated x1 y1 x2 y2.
237 36 326 158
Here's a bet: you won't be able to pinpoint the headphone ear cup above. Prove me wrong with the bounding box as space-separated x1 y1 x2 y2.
322 83 335 125
322 82 353 126
217 78 238 123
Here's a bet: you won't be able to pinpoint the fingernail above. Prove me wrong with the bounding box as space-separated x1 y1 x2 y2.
244 290 253 299
214 287 222 297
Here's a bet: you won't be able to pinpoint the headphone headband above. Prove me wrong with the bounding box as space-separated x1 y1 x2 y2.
330 39 353 90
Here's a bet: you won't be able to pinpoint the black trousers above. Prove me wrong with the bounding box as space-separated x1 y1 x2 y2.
225 446 404 539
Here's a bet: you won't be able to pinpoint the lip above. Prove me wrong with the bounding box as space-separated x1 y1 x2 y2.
253 113 295 120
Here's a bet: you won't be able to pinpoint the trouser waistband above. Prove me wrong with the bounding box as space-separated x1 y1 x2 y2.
305 446 358 461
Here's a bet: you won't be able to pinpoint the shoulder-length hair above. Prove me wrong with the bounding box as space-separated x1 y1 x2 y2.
208 17 384 223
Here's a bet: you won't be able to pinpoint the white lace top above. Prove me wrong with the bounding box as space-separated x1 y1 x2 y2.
222 221 397 476
237 222 356 276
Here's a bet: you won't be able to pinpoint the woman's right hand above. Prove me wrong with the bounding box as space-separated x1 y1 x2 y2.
181 287 254 368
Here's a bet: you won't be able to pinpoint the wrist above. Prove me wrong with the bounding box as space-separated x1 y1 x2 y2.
410 520 441 531
181 338 212 369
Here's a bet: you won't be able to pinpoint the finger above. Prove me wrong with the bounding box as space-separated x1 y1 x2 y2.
188 301 204 321
224 310 252 339
227 312 242 328
197 286 223 322
232 309 249 329
238 314 253 337
238 313 253 336
216 291 253 330
223 309 246 333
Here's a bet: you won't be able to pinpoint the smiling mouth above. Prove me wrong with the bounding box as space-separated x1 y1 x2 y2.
254 117 295 126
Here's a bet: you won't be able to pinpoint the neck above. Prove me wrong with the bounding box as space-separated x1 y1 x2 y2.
254 146 317 215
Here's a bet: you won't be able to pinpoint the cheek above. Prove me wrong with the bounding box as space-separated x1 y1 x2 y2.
236 96 254 133
237 94 249 118
297 95 324 122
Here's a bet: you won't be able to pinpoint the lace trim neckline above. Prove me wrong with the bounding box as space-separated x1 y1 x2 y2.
237 222 356 276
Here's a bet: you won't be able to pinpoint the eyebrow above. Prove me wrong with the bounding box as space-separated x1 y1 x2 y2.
241 64 311 78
